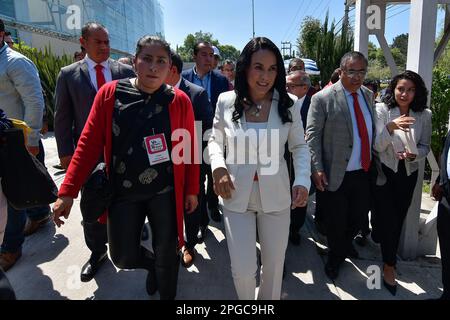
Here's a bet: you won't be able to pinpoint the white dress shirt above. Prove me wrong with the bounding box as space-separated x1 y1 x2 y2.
84 55 112 91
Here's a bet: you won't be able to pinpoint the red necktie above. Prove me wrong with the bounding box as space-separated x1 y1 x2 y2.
351 92 370 172
95 64 106 90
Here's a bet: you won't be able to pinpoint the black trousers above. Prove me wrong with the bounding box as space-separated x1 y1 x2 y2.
326 170 370 265
374 161 417 266
185 164 207 249
82 220 108 258
108 191 179 300
437 202 450 299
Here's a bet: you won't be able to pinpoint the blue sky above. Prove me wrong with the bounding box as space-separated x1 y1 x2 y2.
159 0 446 54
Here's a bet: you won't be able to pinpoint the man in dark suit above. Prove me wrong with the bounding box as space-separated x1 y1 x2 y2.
166 51 213 267
431 132 450 300
54 22 135 282
182 40 229 238
286 70 312 246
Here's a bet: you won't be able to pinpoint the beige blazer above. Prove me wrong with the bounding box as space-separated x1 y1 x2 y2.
208 90 311 213
373 102 432 185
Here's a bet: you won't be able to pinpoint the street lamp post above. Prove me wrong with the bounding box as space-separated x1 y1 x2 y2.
252 0 255 38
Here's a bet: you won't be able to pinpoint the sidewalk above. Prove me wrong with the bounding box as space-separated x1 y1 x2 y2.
4 133 444 300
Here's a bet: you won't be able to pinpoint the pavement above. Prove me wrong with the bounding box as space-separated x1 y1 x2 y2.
4 133 445 300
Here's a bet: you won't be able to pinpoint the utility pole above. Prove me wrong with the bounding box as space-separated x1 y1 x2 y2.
343 0 350 30
281 41 292 58
252 0 255 38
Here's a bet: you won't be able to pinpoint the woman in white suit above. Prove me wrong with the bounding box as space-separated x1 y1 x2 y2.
208 37 311 300
373 70 432 295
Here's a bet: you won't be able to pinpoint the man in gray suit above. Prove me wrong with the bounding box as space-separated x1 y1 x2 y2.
54 22 134 282
306 51 375 280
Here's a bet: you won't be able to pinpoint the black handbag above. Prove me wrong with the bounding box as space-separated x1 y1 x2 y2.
79 86 174 223
0 128 58 210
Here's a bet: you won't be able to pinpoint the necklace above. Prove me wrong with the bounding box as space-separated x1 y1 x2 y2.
252 104 263 117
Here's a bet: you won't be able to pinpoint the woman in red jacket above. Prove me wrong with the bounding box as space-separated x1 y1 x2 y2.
53 36 199 300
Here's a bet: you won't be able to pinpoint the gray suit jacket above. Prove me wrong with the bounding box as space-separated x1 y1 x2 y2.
54 58 135 157
306 80 375 191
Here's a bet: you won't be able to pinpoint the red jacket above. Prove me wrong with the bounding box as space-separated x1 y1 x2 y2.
59 81 200 249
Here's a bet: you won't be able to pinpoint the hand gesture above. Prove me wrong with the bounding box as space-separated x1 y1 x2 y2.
53 197 74 227
212 167 235 199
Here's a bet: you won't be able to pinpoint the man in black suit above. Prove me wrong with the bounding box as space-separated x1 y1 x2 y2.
54 22 135 282
286 70 312 246
431 132 450 300
166 51 213 267
182 41 230 237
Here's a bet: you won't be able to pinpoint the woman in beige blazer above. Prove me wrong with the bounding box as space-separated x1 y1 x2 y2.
373 70 432 295
208 37 310 300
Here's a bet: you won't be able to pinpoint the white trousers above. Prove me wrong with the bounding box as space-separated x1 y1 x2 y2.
223 181 290 300
0 180 7 246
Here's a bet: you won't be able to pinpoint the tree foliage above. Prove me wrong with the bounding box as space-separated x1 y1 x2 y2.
314 12 353 84
430 67 450 157
391 33 408 57
176 31 240 62
297 16 322 59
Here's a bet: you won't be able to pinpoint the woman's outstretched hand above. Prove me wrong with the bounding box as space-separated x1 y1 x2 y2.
53 197 74 227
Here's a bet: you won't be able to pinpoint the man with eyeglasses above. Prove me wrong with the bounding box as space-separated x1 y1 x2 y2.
286 71 312 246
306 51 375 280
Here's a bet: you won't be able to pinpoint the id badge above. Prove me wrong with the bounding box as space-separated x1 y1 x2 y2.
144 134 170 166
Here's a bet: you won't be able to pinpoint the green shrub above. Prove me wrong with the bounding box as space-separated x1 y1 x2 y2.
15 43 72 131
430 67 450 158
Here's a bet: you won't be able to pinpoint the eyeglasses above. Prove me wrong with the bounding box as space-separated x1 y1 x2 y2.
343 69 367 78
286 83 307 89
289 66 305 72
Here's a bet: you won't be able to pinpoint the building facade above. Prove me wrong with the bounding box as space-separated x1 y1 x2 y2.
0 0 164 57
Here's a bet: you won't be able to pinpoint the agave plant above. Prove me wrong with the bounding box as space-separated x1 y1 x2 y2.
15 43 72 131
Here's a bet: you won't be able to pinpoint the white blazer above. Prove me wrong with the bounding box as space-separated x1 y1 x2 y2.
208 89 311 213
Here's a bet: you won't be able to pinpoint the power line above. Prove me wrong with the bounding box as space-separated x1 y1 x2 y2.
387 7 410 20
286 0 314 42
282 0 306 41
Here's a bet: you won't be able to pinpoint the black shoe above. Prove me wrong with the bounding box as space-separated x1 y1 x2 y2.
141 224 149 241
324 261 339 280
209 207 221 222
383 279 397 296
354 233 367 247
80 252 107 282
289 232 301 246
146 268 158 295
197 226 207 244
347 245 359 259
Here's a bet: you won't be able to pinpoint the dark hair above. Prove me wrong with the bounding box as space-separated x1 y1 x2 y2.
194 40 212 56
170 50 183 74
233 37 293 123
363 79 378 93
288 58 305 72
330 68 340 84
5 31 11 36
81 22 107 39
0 19 4 33
80 46 86 52
135 35 171 61
382 70 429 112
340 51 368 70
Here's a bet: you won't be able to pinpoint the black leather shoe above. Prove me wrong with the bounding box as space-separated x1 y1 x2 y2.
289 232 301 246
197 226 207 244
354 233 367 247
209 207 221 222
383 279 397 296
146 268 158 295
141 224 149 241
324 262 339 280
80 253 107 282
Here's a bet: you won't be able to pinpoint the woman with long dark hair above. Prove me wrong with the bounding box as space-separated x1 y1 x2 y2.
52 36 199 300
373 70 431 295
208 37 311 299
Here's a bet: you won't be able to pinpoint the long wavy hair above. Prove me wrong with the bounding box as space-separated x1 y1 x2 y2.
382 70 429 112
232 37 293 123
